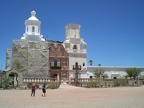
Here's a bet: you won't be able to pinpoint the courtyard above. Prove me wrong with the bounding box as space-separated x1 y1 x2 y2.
0 85 144 108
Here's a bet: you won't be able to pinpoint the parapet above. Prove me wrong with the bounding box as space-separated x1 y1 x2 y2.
65 24 80 30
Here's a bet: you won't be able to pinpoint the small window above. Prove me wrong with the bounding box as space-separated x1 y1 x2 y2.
32 26 35 32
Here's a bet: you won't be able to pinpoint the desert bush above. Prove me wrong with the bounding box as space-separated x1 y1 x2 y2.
35 84 39 89
27 83 32 89
47 82 58 89
135 79 142 86
119 78 126 86
113 79 120 87
85 80 99 88
2 77 12 89
113 78 127 87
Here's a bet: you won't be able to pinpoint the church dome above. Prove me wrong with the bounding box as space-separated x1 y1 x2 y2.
28 11 39 21
21 11 45 41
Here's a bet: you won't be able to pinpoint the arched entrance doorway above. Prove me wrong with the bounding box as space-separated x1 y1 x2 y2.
8 72 19 87
52 74 57 78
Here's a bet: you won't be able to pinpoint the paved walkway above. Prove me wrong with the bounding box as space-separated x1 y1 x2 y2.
0 85 144 108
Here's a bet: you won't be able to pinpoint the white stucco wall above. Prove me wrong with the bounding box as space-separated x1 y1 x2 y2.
86 66 144 79
69 66 144 79
69 56 86 70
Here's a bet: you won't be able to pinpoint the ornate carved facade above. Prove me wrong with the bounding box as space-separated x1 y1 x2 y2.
49 43 69 80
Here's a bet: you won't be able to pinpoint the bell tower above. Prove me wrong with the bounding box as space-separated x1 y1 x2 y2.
63 24 87 75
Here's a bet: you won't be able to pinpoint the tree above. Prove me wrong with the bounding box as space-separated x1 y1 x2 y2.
93 70 108 79
125 68 141 80
11 59 25 87
0 66 5 75
125 68 133 79
0 70 5 87
94 70 103 78
98 64 101 67
2 77 12 89
103 74 108 79
132 68 141 80
93 70 108 87
11 59 24 72
89 60 93 66
0 70 5 74
0 70 3 73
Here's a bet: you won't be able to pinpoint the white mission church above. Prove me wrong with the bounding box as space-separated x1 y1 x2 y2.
6 11 144 81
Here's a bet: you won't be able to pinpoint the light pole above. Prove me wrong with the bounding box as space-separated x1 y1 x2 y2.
73 62 81 86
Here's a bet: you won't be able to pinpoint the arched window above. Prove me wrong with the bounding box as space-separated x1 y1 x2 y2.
80 43 83 50
38 27 40 33
83 44 86 49
27 27 28 32
83 63 85 66
32 26 35 32
73 45 77 49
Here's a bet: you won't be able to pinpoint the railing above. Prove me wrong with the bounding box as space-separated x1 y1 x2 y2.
23 78 56 83
71 78 108 82
23 78 144 86
70 78 144 87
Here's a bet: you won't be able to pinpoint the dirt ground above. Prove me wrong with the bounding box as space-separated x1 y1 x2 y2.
0 85 144 108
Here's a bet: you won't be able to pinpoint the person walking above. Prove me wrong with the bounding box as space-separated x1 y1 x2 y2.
31 83 36 97
42 83 46 97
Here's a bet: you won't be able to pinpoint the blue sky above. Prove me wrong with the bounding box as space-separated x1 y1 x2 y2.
0 0 144 70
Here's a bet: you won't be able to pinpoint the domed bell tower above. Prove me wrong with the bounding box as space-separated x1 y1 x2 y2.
21 11 45 41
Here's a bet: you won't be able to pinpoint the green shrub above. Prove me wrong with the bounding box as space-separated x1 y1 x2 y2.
113 78 127 87
119 78 126 86
2 77 12 89
35 84 39 89
47 82 58 89
135 79 142 86
113 79 120 87
85 80 99 88
27 83 32 89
